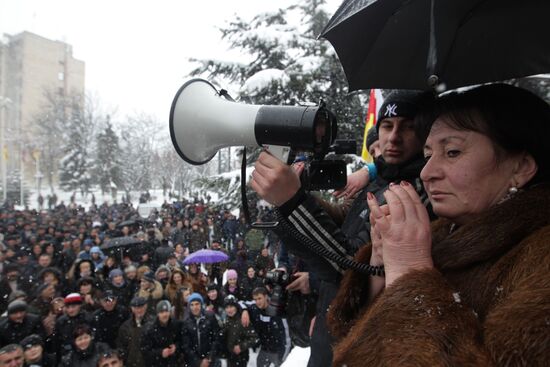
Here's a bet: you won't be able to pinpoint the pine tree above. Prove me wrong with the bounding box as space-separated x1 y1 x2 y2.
59 96 92 194
95 118 123 196
190 0 365 140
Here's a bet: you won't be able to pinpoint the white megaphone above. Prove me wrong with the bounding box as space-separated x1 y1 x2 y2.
169 78 337 165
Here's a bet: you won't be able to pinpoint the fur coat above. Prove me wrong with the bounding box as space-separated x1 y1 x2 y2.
327 184 550 366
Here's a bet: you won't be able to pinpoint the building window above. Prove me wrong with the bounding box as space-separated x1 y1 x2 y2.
58 72 64 81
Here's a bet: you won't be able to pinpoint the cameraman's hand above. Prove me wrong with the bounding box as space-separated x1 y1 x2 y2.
333 168 370 199
286 272 310 294
251 151 301 207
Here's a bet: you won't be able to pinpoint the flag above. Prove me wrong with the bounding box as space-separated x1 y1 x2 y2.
361 89 383 162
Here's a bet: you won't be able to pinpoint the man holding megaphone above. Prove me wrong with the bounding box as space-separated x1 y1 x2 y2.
249 90 434 367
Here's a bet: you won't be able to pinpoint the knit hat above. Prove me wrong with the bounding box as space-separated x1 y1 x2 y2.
90 246 102 254
64 292 82 305
124 264 137 274
188 292 204 305
7 300 27 314
223 295 239 308
142 271 155 283
226 269 238 280
109 268 124 280
206 283 218 292
156 300 171 313
377 90 427 128
83 239 94 247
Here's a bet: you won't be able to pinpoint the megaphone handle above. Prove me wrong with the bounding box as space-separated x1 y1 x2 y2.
264 145 292 164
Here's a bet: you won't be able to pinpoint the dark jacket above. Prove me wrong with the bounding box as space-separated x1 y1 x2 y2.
60 341 110 367
116 314 153 367
0 313 45 345
141 317 183 367
247 304 288 360
222 312 258 361
240 276 263 301
181 311 221 367
50 311 91 356
328 184 550 366
90 304 129 348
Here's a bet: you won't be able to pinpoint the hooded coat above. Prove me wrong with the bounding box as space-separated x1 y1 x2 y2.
327 184 550 366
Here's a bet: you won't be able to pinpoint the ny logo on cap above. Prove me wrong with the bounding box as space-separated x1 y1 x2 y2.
384 103 398 117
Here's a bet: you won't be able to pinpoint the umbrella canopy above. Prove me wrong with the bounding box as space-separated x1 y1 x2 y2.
320 0 550 90
100 236 142 250
183 249 229 265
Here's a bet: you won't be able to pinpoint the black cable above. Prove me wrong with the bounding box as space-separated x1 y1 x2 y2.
274 208 384 276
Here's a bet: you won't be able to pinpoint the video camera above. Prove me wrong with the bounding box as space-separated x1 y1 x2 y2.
263 269 292 316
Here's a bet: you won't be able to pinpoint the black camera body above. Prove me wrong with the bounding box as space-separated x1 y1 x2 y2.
264 270 292 316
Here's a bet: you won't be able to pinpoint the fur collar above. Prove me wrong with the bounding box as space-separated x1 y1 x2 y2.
431 184 550 270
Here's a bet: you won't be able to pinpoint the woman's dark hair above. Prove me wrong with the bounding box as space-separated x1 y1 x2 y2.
417 83 550 185
73 323 92 338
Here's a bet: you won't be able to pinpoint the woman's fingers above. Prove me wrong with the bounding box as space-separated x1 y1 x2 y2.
367 192 390 231
382 186 406 223
399 180 431 223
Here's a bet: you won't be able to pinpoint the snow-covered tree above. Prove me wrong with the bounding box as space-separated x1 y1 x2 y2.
58 96 92 194
190 0 365 140
95 118 123 196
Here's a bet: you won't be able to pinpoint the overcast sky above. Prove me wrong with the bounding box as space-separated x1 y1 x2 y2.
0 0 341 123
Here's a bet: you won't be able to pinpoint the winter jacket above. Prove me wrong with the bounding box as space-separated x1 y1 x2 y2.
135 280 164 318
188 229 207 253
90 304 129 348
60 341 110 367
221 312 258 361
254 254 275 277
328 184 550 366
240 276 264 301
181 311 221 367
49 311 91 356
247 304 288 360
0 313 45 345
116 314 153 367
140 317 183 367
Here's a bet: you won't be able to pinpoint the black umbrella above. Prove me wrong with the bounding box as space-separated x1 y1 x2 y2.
320 0 550 90
100 236 142 250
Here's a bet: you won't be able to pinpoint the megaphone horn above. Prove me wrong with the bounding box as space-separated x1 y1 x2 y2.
169 78 336 165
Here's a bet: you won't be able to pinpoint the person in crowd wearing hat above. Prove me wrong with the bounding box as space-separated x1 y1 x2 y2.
0 300 45 345
90 290 129 349
50 293 91 357
141 300 183 367
116 296 152 367
78 239 95 260
123 265 139 295
96 350 124 367
20 334 56 367
250 90 434 367
0 344 24 367
103 268 132 306
0 263 22 314
181 293 221 367
135 271 163 317
223 269 244 301
89 246 105 270
154 265 171 289
221 295 258 367
188 220 207 254
240 287 289 367
204 283 225 321
59 324 110 367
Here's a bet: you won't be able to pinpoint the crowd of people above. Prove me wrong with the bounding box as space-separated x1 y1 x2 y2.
0 197 296 367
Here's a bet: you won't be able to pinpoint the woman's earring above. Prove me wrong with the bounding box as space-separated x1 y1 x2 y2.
509 186 518 195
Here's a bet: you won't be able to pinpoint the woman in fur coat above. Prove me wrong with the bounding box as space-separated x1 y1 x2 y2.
327 84 550 366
